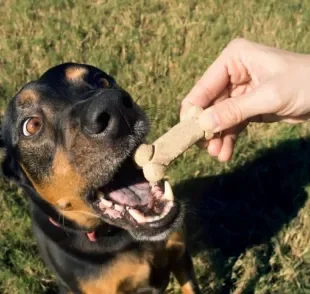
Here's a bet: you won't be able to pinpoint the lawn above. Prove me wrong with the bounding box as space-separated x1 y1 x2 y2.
1 0 310 293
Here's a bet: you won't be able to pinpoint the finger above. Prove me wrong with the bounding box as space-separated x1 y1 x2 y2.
208 136 223 157
180 52 230 118
218 134 237 162
193 87 230 144
196 88 229 151
180 87 228 122
199 78 284 133
214 87 229 105
217 122 245 162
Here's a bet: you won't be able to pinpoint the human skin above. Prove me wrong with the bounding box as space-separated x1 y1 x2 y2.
180 38 310 162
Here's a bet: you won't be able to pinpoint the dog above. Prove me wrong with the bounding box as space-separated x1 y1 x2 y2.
1 63 201 294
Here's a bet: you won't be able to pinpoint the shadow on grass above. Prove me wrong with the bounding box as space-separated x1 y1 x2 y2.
174 138 310 293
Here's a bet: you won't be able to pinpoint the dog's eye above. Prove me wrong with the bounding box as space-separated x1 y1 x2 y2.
22 117 42 137
96 77 110 88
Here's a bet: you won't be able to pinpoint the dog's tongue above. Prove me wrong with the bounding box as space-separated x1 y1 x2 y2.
107 182 151 207
98 181 174 224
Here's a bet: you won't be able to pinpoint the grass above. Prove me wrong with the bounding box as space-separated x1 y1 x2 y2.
1 0 310 293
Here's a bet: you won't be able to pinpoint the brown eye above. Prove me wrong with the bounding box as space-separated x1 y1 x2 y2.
97 77 110 88
22 117 42 137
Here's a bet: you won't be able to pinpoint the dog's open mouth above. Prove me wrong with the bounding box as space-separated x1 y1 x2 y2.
90 159 181 234
94 180 177 228
91 156 180 234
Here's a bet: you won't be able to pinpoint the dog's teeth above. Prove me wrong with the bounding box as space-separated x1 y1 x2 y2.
163 181 174 202
164 201 173 213
145 215 161 222
114 204 124 212
128 208 146 223
99 198 113 208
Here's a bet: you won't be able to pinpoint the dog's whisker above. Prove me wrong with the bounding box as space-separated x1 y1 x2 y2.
57 213 62 224
62 214 70 236
55 213 70 236
118 108 134 135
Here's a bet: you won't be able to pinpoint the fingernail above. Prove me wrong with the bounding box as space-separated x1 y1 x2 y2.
198 108 220 132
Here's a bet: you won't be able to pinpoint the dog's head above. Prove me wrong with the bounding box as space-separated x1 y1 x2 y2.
1 63 182 241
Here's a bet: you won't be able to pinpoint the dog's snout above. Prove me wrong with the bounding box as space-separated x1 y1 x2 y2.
84 107 111 135
80 90 134 137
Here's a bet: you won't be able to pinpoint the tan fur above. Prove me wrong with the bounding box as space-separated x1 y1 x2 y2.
167 231 198 294
65 66 88 81
17 89 39 107
166 230 186 259
180 281 197 294
20 149 100 228
80 231 198 294
80 253 151 294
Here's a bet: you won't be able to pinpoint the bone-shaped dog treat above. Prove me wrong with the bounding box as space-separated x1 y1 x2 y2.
134 105 214 183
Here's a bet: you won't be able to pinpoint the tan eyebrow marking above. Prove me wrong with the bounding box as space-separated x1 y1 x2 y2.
65 66 88 82
17 89 39 107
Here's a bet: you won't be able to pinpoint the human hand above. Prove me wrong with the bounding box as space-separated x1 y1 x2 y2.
180 38 310 162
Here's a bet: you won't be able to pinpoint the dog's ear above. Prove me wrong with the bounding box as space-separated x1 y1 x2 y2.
1 151 23 182
0 119 12 178
0 104 24 182
1 141 25 184
0 117 13 178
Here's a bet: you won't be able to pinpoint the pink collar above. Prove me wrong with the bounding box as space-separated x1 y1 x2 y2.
49 217 97 242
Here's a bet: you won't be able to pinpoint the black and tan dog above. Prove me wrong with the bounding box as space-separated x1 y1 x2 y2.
1 63 201 294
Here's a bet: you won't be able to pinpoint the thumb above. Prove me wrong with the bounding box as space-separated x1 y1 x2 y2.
198 80 284 132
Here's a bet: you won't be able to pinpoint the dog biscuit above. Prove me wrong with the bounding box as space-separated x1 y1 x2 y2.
134 106 213 182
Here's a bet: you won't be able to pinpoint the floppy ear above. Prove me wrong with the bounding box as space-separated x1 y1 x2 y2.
1 151 22 181
0 103 23 182
0 119 10 178
0 117 12 178
0 121 24 183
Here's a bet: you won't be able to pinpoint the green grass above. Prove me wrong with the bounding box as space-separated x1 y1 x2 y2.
1 0 310 293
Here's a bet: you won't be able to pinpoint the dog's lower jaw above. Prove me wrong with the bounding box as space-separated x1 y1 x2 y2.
130 229 177 242
128 204 185 242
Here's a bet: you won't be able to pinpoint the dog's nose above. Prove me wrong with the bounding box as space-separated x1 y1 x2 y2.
84 107 111 135
80 90 133 136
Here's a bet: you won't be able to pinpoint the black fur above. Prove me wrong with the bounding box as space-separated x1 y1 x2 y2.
1 63 199 293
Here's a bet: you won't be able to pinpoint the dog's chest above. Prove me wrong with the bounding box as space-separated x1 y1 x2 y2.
79 250 166 294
